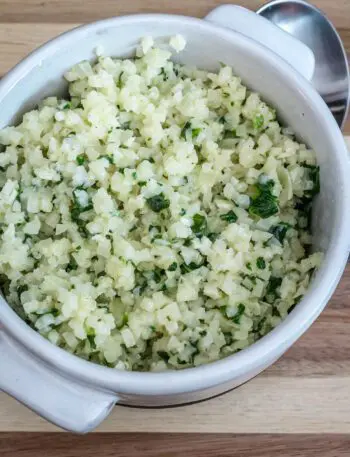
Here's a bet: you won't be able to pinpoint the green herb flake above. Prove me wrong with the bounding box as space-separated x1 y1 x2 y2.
116 72 124 89
138 181 147 187
249 175 279 219
305 165 320 197
152 267 165 284
231 303 245 324
47 308 60 318
254 316 267 334
181 121 202 140
87 334 96 349
191 128 201 138
180 121 191 139
223 130 236 139
132 172 137 179
101 155 114 164
70 190 93 227
160 67 168 81
180 208 186 216
168 262 178 272
207 232 219 242
66 255 78 272
253 114 264 129
76 154 86 166
149 225 161 233
146 193 170 213
157 351 170 363
121 313 128 326
62 102 71 110
256 257 266 270
265 277 282 302
121 121 131 130
220 210 238 223
177 358 187 365
16 284 28 298
269 222 292 244
180 262 202 274
191 213 207 238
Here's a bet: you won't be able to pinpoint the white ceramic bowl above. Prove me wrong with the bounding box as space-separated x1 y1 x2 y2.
0 7 349 433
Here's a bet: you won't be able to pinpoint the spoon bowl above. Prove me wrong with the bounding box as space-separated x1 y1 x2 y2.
257 0 350 129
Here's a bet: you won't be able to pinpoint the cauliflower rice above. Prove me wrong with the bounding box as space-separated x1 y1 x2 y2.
0 36 322 371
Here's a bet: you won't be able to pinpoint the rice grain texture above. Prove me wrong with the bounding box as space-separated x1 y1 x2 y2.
0 37 322 371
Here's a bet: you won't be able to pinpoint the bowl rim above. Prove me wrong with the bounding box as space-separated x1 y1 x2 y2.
0 13 349 396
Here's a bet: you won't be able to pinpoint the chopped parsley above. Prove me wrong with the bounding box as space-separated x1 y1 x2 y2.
191 127 201 138
191 213 207 237
231 304 245 324
87 334 96 349
146 193 170 212
168 262 178 272
152 267 165 284
256 257 266 269
160 67 168 81
17 284 28 297
70 189 93 236
220 210 238 223
265 277 282 303
157 351 170 362
101 155 114 164
66 255 78 272
270 222 292 244
116 72 124 89
180 262 203 274
117 313 129 329
304 165 320 198
223 130 236 139
76 154 86 166
181 122 201 139
253 114 264 129
207 232 219 242
249 175 279 219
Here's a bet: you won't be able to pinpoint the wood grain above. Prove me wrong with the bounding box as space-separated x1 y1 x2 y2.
1 433 350 457
1 377 350 433
0 0 348 27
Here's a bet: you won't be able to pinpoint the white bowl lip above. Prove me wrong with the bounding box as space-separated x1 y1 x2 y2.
0 13 349 396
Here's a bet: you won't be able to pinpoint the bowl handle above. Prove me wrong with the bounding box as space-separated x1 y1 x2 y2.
0 331 117 433
205 5 315 82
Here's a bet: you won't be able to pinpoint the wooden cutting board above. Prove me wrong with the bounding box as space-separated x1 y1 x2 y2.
0 1 349 455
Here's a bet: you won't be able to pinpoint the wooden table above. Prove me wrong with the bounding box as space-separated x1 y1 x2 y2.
0 1 349 455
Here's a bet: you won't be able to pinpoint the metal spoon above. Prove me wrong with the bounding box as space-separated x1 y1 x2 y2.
257 0 350 129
